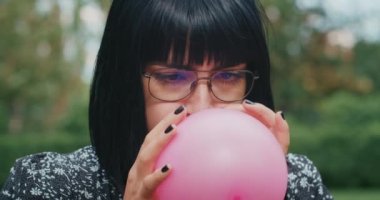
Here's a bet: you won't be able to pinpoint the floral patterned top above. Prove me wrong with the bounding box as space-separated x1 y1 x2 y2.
1 146 333 200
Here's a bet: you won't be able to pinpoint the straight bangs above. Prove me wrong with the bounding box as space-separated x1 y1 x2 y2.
132 0 269 68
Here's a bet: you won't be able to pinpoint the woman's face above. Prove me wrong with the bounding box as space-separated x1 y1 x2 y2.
142 59 247 131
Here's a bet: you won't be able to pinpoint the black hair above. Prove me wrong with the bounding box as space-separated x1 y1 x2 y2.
89 0 274 194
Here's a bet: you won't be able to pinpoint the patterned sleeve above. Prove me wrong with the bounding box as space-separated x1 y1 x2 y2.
1 154 42 200
0 147 122 200
285 153 334 200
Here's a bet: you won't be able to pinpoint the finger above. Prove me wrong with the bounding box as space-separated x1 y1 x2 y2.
136 123 177 174
133 106 185 175
242 100 276 128
140 164 172 199
272 111 290 154
141 123 178 162
143 105 187 145
153 105 187 132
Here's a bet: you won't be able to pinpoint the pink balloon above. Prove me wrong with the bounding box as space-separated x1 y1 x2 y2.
155 108 287 200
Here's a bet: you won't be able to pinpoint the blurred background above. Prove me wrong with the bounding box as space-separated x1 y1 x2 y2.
0 0 379 199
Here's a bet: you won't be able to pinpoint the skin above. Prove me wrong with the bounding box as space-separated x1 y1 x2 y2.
123 59 290 200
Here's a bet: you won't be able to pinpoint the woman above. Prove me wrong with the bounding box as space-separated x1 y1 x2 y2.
1 0 333 199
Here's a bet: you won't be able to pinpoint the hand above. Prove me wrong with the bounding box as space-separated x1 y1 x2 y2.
225 100 290 154
123 105 187 200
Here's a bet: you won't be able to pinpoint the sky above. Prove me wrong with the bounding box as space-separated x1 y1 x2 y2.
324 0 380 43
297 0 380 43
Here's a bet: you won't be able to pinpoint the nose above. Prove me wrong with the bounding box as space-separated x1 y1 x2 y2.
185 79 215 114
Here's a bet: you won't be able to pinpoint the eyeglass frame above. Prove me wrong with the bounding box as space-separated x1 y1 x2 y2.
142 68 259 102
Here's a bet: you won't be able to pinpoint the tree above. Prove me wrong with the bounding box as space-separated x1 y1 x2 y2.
261 0 377 119
0 0 86 134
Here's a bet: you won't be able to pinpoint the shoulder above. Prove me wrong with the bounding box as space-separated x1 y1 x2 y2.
1 146 121 200
14 146 99 173
285 153 334 200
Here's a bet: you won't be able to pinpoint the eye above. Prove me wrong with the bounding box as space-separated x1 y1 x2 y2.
213 71 243 82
153 70 193 85
157 73 185 81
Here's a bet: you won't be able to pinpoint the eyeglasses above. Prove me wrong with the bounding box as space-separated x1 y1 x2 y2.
143 68 259 102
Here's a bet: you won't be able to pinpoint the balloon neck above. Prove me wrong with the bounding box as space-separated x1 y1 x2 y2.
233 195 241 200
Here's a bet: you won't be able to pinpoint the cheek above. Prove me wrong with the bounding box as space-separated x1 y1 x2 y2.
145 104 179 131
143 78 181 131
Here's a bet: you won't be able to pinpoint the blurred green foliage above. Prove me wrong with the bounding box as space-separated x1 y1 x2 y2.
332 189 380 200
0 0 87 134
0 0 379 189
289 92 380 188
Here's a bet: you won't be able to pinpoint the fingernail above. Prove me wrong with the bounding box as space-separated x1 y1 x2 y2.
280 111 285 120
244 99 255 105
164 124 174 134
161 165 169 173
174 105 185 115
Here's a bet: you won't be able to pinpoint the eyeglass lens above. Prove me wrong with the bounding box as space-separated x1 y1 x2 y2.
147 69 255 102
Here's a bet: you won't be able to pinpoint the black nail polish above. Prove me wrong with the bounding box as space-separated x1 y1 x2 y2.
161 165 169 173
164 125 173 134
244 99 255 105
174 105 184 115
281 112 285 120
